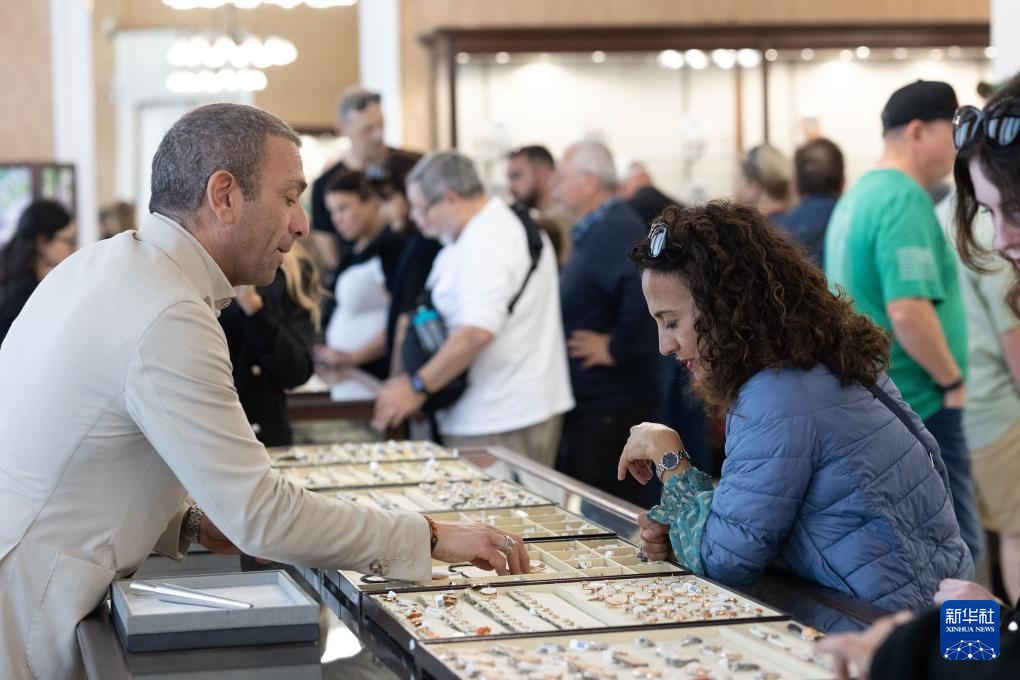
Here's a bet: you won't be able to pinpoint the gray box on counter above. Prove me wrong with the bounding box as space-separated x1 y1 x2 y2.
111 570 319 653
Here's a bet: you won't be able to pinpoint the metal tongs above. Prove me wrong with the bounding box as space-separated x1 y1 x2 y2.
129 581 254 610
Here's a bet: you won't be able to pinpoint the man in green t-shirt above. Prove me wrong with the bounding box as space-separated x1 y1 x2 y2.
825 80 980 568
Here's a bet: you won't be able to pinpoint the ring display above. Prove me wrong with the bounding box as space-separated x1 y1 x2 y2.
268 440 454 466
321 479 552 513
423 623 836 679
371 575 783 642
281 459 487 490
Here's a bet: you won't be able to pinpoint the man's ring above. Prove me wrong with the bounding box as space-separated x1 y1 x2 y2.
498 536 515 554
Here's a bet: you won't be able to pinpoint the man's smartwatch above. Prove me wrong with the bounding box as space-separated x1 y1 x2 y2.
410 372 432 396
656 449 691 480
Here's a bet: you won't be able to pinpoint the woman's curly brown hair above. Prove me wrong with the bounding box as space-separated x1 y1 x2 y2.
630 200 890 414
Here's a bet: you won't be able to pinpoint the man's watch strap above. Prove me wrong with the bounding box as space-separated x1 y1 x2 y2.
410 372 432 396
183 505 205 544
937 377 964 393
424 515 439 554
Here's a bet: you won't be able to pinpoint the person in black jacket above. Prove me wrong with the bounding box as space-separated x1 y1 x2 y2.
0 199 76 344
218 241 320 447
817 578 1020 679
555 140 660 506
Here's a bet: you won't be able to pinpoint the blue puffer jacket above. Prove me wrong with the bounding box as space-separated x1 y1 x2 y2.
701 364 973 612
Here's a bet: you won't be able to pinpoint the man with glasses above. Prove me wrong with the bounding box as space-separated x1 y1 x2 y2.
374 151 574 471
309 86 422 273
825 80 981 568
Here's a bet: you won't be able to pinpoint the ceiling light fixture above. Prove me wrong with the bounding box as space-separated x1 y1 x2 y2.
163 0 357 9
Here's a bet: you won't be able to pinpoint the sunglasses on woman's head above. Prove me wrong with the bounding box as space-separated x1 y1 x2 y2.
953 97 1020 150
649 221 668 257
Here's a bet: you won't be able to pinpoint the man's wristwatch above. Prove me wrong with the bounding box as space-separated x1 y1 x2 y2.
424 515 439 554
656 449 691 480
937 377 964 394
183 505 205 544
410 372 432 396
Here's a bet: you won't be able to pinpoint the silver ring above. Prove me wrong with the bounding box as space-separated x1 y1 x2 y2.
498 535 515 555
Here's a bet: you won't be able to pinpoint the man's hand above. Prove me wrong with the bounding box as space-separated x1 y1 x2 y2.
617 422 689 485
567 330 615 369
197 515 241 555
942 384 966 409
199 516 270 564
234 285 264 316
814 611 915 680
314 344 357 368
933 578 1002 606
432 521 530 576
373 374 426 431
637 512 673 562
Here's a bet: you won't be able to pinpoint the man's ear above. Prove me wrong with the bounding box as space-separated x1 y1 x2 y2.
906 119 926 142
206 169 239 225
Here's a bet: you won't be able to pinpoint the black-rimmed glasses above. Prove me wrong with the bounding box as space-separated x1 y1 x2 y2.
649 221 668 257
953 97 1020 150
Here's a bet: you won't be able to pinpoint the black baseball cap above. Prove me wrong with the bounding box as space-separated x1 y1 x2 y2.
881 80 959 132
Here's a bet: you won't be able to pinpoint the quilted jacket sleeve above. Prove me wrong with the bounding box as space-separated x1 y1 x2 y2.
700 413 817 588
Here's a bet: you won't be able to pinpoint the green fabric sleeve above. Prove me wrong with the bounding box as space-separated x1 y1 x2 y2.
875 195 949 304
647 467 714 575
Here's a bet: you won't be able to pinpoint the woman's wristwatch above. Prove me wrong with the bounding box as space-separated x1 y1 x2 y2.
656 449 691 480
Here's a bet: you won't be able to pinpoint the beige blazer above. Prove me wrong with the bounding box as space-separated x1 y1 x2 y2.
0 213 430 680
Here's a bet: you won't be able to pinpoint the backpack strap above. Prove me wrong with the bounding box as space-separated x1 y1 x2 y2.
506 205 544 314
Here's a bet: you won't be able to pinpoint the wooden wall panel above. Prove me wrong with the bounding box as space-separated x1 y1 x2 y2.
0 0 54 161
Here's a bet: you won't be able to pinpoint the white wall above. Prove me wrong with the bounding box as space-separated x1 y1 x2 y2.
112 30 252 228
358 0 403 146
50 0 98 244
456 51 991 205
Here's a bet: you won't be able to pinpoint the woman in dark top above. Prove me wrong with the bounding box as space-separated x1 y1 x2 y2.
219 242 320 447
0 199 75 343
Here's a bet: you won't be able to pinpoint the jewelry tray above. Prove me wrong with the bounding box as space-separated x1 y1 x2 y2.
362 574 785 649
317 479 554 512
415 621 836 680
333 537 685 599
427 506 615 541
281 458 487 490
268 440 454 467
110 570 319 653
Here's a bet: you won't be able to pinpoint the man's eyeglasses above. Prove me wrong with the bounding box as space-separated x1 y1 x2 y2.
953 97 1020 150
341 92 382 117
649 221 668 257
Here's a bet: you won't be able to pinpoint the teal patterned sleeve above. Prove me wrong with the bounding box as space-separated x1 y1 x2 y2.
646 467 715 575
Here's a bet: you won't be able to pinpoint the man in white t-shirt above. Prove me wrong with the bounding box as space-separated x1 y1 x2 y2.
374 151 574 466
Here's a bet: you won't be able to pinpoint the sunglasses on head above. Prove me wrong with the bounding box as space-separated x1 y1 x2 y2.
349 92 381 112
953 97 1020 150
649 220 668 257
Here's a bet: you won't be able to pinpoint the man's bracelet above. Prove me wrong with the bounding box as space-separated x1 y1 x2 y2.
424 515 439 554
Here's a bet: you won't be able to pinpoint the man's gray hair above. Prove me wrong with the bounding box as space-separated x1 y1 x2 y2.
336 85 381 123
406 151 485 203
566 139 618 190
148 103 301 223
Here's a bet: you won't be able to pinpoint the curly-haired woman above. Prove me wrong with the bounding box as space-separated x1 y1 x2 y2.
617 200 972 612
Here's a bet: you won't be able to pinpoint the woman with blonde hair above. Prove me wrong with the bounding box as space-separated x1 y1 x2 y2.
737 143 791 219
219 240 321 446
